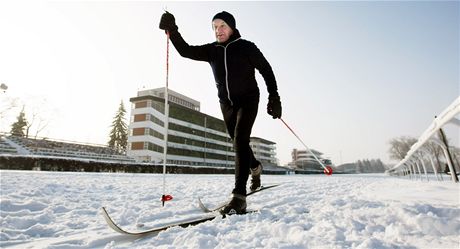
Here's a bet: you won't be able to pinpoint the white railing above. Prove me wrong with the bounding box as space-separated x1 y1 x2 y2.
389 96 460 182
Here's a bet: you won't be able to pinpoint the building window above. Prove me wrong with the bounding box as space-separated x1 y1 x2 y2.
135 101 147 108
132 128 145 136
149 114 164 126
131 142 144 150
134 114 146 122
148 128 164 140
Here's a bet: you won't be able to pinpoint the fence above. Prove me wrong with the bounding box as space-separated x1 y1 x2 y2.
388 97 460 182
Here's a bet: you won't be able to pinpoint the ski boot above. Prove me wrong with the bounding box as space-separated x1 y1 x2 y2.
250 164 262 191
221 194 247 215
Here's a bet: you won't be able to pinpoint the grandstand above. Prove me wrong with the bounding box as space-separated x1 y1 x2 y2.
0 134 292 174
0 134 135 163
0 137 17 154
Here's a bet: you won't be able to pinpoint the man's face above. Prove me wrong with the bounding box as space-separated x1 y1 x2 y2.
212 19 233 43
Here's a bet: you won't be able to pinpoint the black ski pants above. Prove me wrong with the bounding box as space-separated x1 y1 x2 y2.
220 99 261 196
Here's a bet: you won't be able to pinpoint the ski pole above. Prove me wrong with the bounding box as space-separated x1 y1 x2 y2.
279 118 332 175
161 30 173 206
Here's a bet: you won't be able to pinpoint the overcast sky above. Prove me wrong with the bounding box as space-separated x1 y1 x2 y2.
1 1 459 166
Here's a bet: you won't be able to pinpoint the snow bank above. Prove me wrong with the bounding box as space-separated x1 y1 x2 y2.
0 171 459 248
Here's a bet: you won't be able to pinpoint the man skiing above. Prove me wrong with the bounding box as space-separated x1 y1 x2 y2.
159 11 282 214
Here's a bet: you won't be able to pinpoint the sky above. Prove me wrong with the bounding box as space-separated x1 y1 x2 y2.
0 0 459 166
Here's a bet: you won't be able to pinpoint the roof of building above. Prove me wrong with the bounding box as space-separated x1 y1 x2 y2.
250 137 276 145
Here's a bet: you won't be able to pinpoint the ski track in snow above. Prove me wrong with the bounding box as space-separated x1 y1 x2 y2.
0 170 459 249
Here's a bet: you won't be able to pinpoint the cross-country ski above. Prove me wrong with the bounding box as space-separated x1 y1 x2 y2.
102 185 279 235
101 207 218 236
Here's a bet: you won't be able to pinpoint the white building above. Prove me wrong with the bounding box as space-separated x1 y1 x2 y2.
289 148 332 171
127 88 234 167
250 137 278 167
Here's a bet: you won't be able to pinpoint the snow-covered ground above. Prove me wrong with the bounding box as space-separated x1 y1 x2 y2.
1 170 459 249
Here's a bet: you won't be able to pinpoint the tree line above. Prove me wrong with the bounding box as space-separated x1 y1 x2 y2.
337 158 387 173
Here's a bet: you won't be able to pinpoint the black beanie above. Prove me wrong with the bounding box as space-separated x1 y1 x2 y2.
212 11 236 30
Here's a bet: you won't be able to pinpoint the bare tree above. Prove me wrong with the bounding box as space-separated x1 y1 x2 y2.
449 146 460 171
388 136 417 161
25 108 51 138
424 140 444 173
22 98 54 138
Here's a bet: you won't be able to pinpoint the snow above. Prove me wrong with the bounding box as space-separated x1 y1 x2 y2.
1 170 459 249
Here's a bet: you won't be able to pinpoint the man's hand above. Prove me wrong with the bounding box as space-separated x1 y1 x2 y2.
267 94 282 119
159 11 178 32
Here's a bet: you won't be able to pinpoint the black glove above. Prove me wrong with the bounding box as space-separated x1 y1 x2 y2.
267 94 282 119
159 11 178 32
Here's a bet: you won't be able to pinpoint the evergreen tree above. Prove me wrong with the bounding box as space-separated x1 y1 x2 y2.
10 108 28 137
363 159 371 173
108 101 128 153
356 160 363 173
376 159 385 172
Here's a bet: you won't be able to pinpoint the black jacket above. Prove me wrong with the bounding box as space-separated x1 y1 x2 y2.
169 29 278 106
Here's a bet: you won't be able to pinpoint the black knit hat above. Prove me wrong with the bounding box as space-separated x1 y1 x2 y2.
212 11 236 30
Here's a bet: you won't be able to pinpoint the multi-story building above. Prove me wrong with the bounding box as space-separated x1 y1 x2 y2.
289 148 332 170
127 88 234 167
250 137 278 167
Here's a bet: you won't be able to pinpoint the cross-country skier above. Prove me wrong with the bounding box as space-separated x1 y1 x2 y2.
159 11 282 214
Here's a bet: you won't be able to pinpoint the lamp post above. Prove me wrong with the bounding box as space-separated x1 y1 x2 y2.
0 83 7 93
